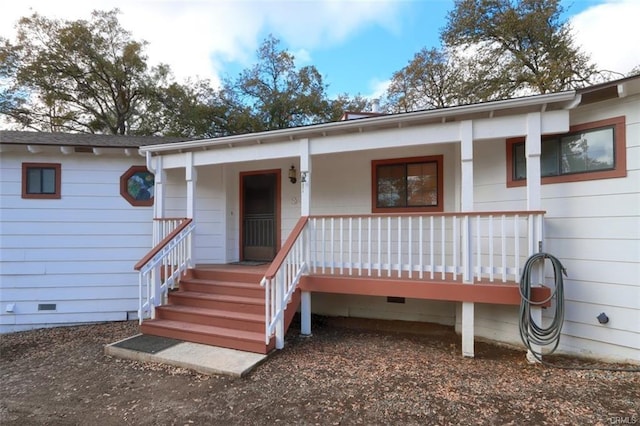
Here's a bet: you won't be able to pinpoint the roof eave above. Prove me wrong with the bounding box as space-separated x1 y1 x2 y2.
140 91 577 154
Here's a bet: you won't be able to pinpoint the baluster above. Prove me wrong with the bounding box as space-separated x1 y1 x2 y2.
476 215 481 281
408 216 413 279
387 216 392 277
514 215 520 282
348 217 352 276
367 217 372 277
452 216 457 280
501 215 507 282
430 216 435 280
419 216 424 279
397 216 402 278
441 216 446 280
489 215 495 282
377 216 382 277
358 217 363 276
330 218 335 274
340 217 344 275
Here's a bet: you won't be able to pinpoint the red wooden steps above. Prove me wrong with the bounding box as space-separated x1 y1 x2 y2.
140 266 276 354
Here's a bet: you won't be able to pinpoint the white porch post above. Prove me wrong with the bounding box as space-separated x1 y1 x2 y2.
460 120 475 358
186 152 197 219
525 112 543 362
300 138 311 216
152 155 166 245
300 138 312 336
186 152 197 267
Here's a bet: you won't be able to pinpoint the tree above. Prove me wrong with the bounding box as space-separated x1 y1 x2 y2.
324 94 373 121
441 0 598 95
230 35 332 131
0 9 214 135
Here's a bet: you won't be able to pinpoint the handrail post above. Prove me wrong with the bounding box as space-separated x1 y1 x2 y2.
275 268 284 349
151 265 161 319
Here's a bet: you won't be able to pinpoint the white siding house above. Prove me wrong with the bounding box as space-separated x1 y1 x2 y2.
140 76 639 363
2 76 638 364
0 132 181 332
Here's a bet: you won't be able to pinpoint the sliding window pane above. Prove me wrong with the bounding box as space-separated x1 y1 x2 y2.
541 139 559 177
27 169 41 193
561 128 614 174
377 164 406 207
41 168 56 193
407 162 438 206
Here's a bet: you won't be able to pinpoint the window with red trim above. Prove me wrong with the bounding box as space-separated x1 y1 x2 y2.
372 156 443 213
506 116 626 187
120 166 154 206
22 163 61 199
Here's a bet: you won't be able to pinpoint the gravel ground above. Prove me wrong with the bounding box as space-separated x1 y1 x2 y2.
0 317 638 425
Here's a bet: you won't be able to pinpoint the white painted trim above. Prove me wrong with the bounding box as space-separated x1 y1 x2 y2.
525 113 542 211
186 152 196 219
140 91 576 154
300 138 311 216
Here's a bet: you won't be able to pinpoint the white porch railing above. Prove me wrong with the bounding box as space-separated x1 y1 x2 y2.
135 218 195 322
260 217 310 349
307 211 545 283
260 211 544 349
153 217 188 246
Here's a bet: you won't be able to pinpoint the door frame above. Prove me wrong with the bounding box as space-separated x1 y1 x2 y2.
239 169 281 261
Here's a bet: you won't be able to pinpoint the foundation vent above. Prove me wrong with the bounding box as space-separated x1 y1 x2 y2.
38 303 57 311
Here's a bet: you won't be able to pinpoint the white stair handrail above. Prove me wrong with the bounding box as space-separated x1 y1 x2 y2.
135 218 195 322
260 216 309 349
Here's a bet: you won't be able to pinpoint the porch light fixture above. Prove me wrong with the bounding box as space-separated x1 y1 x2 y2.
288 165 297 184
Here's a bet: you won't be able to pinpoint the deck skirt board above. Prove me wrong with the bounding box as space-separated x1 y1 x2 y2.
300 275 550 306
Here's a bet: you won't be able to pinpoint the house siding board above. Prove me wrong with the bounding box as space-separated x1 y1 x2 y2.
470 96 640 362
0 153 151 333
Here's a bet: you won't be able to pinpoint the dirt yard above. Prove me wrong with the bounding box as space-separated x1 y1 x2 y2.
1 317 638 425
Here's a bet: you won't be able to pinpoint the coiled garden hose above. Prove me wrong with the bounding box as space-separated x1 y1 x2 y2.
519 252 640 372
519 252 566 361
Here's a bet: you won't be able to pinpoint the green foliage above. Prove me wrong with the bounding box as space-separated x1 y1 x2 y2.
386 0 601 112
1 14 369 136
1 10 152 133
441 0 598 95
230 35 331 131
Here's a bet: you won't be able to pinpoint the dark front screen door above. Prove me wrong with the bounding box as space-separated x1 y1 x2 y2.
241 172 277 261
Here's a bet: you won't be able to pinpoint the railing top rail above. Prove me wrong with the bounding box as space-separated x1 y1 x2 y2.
153 217 189 221
263 216 309 280
135 218 193 271
308 210 546 219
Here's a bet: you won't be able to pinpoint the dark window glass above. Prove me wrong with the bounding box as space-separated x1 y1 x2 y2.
377 161 438 208
26 167 57 194
513 126 615 180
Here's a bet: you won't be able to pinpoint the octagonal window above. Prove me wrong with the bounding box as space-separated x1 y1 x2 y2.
120 166 154 206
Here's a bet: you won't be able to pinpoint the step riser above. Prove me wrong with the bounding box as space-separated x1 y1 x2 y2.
180 281 264 298
141 323 272 354
168 293 263 315
156 308 264 333
142 267 278 354
189 270 264 283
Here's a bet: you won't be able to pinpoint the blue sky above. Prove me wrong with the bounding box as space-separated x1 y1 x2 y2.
1 0 638 100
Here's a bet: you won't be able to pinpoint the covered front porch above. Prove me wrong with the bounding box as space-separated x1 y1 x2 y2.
136 93 573 357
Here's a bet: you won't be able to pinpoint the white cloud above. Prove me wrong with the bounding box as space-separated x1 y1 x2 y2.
0 0 401 88
367 78 390 100
570 0 640 75
292 48 312 65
